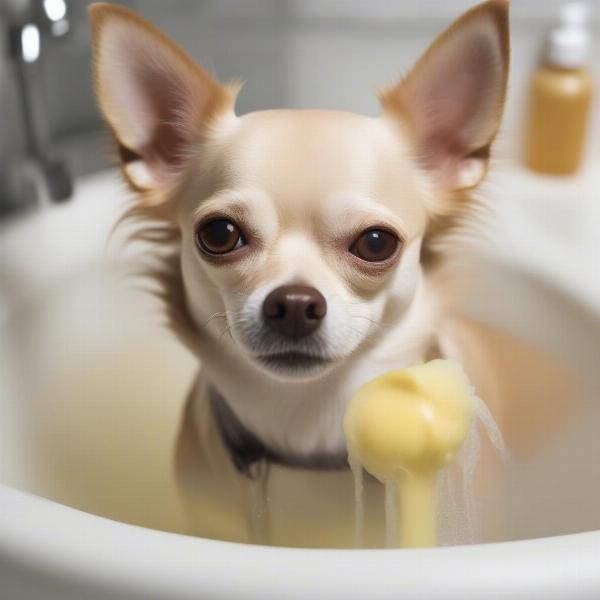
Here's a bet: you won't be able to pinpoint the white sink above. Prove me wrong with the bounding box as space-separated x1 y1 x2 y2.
0 168 599 599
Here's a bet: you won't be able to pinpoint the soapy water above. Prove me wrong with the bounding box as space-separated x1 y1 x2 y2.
3 267 589 548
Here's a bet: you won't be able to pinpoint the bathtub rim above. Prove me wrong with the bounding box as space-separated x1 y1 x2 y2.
1 484 599 600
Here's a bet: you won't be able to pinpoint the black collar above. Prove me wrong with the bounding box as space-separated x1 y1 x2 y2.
209 385 348 477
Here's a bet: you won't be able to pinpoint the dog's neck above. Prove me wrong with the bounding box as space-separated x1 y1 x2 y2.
209 384 349 474
189 278 440 465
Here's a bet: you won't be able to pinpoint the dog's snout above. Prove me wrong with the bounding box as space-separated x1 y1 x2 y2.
263 285 327 339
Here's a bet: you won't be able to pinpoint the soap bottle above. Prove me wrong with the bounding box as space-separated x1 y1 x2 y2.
524 2 594 175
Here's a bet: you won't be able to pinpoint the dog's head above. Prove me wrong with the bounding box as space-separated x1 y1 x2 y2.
90 2 509 382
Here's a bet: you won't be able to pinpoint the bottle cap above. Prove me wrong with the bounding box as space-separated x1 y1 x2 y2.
546 2 591 68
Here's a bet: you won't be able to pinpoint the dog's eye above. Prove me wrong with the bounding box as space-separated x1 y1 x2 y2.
350 229 399 262
196 219 246 255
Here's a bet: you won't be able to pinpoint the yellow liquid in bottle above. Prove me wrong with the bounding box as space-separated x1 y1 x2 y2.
344 360 475 548
525 65 593 175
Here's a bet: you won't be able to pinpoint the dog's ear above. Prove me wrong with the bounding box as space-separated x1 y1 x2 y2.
89 3 238 194
380 1 509 192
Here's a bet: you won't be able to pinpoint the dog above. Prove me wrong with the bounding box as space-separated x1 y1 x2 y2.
90 1 570 547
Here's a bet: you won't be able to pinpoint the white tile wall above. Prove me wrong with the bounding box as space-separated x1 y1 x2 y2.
1 0 597 182
289 0 600 23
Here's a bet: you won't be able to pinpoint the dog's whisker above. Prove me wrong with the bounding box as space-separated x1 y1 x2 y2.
202 311 227 327
349 313 387 330
218 322 234 342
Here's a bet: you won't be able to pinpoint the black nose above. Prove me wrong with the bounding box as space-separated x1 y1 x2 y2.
263 285 327 339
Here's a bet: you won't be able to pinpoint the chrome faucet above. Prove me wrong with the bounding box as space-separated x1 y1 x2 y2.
1 0 73 217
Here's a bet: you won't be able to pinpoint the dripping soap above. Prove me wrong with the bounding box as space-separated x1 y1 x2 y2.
344 359 476 547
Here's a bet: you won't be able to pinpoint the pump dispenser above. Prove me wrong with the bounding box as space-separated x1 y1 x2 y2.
525 2 594 175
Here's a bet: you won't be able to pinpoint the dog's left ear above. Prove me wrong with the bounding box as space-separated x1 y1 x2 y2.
380 0 509 192
89 3 238 194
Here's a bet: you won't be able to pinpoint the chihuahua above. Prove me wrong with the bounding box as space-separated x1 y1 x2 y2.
90 1 515 546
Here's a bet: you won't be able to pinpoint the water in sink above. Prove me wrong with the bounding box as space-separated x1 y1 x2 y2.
0 264 196 536
0 259 597 547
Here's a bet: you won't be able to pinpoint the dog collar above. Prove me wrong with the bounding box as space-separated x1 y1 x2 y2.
209 385 348 478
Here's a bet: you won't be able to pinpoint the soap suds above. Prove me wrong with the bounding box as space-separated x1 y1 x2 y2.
438 395 507 546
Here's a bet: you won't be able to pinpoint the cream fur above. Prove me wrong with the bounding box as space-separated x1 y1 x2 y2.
89 1 509 462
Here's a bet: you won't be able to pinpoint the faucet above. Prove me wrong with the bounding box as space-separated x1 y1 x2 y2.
1 0 73 217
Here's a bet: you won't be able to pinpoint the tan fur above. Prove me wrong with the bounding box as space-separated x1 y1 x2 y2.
89 3 239 198
89 2 240 351
90 1 510 351
380 0 509 264
89 2 518 546
379 1 509 145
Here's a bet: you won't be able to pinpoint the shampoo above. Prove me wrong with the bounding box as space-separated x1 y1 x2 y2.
525 3 593 175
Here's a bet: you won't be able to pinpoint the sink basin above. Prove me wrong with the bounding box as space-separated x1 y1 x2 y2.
0 169 599 599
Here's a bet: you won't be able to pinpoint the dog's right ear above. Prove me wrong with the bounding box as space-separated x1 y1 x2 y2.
89 3 238 195
379 0 509 193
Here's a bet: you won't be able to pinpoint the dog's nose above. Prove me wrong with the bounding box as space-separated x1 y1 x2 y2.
263 285 327 339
